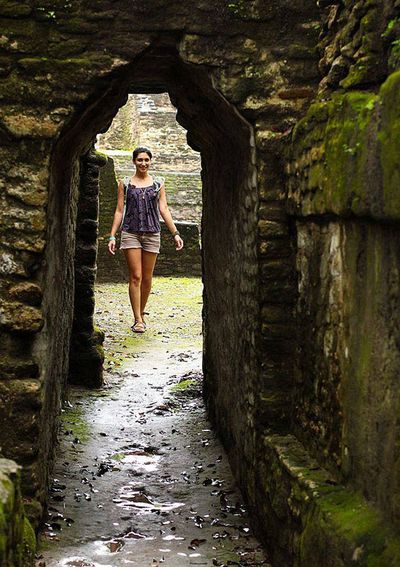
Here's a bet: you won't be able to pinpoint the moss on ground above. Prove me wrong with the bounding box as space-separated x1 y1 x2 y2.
61 403 91 444
95 276 203 367
170 379 196 391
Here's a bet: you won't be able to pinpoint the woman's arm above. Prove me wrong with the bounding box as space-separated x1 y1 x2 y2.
108 180 125 256
159 185 184 250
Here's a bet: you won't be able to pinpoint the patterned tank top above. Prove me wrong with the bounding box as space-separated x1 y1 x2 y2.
121 179 162 233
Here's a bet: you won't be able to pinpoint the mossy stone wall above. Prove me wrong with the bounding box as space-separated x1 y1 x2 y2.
0 459 35 566
287 73 400 221
2 0 400 565
0 0 320 529
285 0 400 544
293 220 400 519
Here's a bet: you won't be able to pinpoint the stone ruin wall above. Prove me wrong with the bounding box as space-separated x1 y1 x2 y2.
288 0 400 529
0 0 399 565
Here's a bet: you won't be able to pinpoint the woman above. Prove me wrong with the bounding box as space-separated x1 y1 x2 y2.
108 147 184 333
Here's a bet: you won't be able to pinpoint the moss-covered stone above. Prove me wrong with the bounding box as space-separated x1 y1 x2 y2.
0 301 43 332
289 76 400 221
0 459 35 566
258 434 400 566
8 282 42 306
0 1 32 18
378 70 400 218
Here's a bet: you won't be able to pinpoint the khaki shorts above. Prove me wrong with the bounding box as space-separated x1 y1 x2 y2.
120 231 161 254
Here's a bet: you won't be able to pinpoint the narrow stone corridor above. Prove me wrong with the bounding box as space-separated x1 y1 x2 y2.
37 278 270 567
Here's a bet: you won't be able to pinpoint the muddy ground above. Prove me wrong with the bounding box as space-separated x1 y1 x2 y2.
37 277 271 567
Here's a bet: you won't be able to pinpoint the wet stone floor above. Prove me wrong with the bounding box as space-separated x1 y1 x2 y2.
38 277 271 567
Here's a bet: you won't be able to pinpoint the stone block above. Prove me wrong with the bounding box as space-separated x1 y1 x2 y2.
255 434 400 566
261 303 293 323
74 243 97 266
76 219 98 240
258 202 287 221
74 266 96 287
69 331 104 388
260 259 294 282
73 291 95 316
258 220 289 239
0 2 32 17
0 112 61 139
8 282 42 306
288 76 400 221
0 379 41 411
259 334 295 356
0 301 43 332
259 279 297 303
77 196 98 219
257 393 291 428
258 238 292 259
261 322 295 339
0 357 39 380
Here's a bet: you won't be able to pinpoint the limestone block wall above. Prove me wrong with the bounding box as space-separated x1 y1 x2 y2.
135 93 201 173
6 0 398 564
98 93 201 174
69 149 105 388
286 0 400 540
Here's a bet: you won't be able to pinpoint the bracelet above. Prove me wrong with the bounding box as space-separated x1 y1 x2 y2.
108 236 116 241
172 231 180 238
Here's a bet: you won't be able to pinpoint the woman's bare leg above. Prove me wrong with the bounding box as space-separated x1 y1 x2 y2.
141 251 158 320
124 248 143 323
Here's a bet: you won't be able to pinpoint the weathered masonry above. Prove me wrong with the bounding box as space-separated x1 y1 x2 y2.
0 1 399 565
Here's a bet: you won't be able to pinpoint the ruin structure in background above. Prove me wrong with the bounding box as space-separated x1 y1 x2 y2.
0 0 399 564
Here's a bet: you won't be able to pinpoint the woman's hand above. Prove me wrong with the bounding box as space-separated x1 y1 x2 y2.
108 239 116 255
174 235 184 250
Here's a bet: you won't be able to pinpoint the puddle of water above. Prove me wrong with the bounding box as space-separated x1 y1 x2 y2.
162 534 185 541
121 451 160 472
123 531 149 540
115 486 184 512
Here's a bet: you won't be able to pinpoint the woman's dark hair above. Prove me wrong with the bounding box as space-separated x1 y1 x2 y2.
132 146 152 160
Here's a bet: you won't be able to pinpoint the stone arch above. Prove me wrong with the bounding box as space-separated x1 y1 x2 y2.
39 37 260 508
3 2 400 565
0 3 322 557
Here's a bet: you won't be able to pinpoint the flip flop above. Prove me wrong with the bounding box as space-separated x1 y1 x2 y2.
131 321 146 333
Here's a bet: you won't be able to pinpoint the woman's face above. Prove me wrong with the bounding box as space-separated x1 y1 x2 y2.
134 152 151 174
